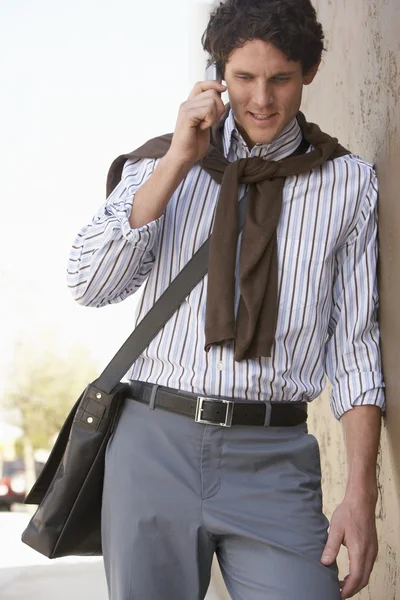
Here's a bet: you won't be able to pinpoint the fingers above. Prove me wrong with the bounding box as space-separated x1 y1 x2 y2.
179 94 225 131
188 80 227 99
169 80 227 164
321 519 344 566
179 81 226 133
340 552 364 598
322 501 378 599
340 546 377 599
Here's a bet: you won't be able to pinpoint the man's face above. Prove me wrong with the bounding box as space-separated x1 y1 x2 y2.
223 39 319 148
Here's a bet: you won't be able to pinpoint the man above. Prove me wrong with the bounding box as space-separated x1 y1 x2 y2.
68 1 385 598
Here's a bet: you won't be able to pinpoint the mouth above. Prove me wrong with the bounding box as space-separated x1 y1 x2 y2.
249 112 278 121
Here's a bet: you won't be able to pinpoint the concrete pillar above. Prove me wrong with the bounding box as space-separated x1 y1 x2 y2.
302 1 400 598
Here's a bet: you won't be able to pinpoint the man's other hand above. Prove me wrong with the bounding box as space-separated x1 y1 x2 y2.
320 495 378 599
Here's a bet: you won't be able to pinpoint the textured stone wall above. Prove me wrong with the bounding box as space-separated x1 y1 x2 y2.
202 1 400 598
303 1 400 598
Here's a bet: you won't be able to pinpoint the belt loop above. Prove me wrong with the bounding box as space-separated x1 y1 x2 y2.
263 402 272 426
149 384 159 410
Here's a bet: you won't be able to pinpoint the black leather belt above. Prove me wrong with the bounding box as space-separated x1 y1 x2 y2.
127 381 307 427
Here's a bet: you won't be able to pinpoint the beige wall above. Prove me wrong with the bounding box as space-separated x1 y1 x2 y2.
304 1 400 598
208 1 400 598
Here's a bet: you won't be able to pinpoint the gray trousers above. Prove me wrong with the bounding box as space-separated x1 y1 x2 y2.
102 398 341 600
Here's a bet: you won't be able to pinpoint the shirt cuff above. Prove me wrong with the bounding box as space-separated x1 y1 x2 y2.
121 212 164 249
105 197 164 251
329 371 386 420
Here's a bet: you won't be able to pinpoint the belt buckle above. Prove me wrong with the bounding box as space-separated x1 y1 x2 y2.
195 397 233 427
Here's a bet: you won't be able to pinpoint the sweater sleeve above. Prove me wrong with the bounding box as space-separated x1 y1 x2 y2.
67 157 163 307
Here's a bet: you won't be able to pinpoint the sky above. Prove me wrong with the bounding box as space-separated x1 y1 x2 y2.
0 0 215 393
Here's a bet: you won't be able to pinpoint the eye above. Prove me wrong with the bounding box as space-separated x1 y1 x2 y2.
273 76 291 83
237 74 253 81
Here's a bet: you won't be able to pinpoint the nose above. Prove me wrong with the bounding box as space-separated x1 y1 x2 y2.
253 81 274 109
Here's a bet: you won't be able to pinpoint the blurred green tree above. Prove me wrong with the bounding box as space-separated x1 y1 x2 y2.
3 333 98 495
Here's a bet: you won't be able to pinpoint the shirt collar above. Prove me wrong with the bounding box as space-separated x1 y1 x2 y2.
222 109 303 161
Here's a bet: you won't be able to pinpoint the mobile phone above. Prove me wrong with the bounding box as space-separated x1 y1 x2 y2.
204 62 222 82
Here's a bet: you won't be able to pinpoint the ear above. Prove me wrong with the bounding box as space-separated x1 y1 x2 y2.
303 59 321 85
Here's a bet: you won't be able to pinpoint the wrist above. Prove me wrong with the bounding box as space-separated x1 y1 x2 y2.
129 153 193 229
162 151 195 177
346 461 378 493
345 480 378 506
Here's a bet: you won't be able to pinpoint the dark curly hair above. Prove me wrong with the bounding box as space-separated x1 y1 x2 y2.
202 0 325 75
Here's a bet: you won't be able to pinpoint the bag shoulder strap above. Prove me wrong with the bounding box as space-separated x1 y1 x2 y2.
95 194 247 394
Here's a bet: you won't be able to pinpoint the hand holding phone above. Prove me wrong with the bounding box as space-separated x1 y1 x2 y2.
168 65 226 166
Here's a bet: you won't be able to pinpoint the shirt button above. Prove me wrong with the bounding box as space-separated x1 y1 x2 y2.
217 362 224 371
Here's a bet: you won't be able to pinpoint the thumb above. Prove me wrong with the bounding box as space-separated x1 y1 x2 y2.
321 524 343 565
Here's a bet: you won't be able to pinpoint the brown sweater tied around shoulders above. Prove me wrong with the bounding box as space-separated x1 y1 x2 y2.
106 107 349 362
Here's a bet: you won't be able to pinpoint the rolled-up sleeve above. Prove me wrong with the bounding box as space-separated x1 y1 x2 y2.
325 169 385 420
67 157 163 307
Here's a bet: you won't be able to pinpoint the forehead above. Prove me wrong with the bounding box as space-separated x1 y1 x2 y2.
225 39 301 74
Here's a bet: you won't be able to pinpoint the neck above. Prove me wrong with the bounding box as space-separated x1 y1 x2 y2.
227 111 303 162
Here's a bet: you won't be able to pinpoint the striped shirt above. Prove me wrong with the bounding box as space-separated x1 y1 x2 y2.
67 110 385 419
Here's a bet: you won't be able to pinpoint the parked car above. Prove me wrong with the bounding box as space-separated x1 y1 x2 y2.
0 459 43 511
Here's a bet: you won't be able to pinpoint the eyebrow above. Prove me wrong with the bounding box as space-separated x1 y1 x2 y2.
233 70 298 78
